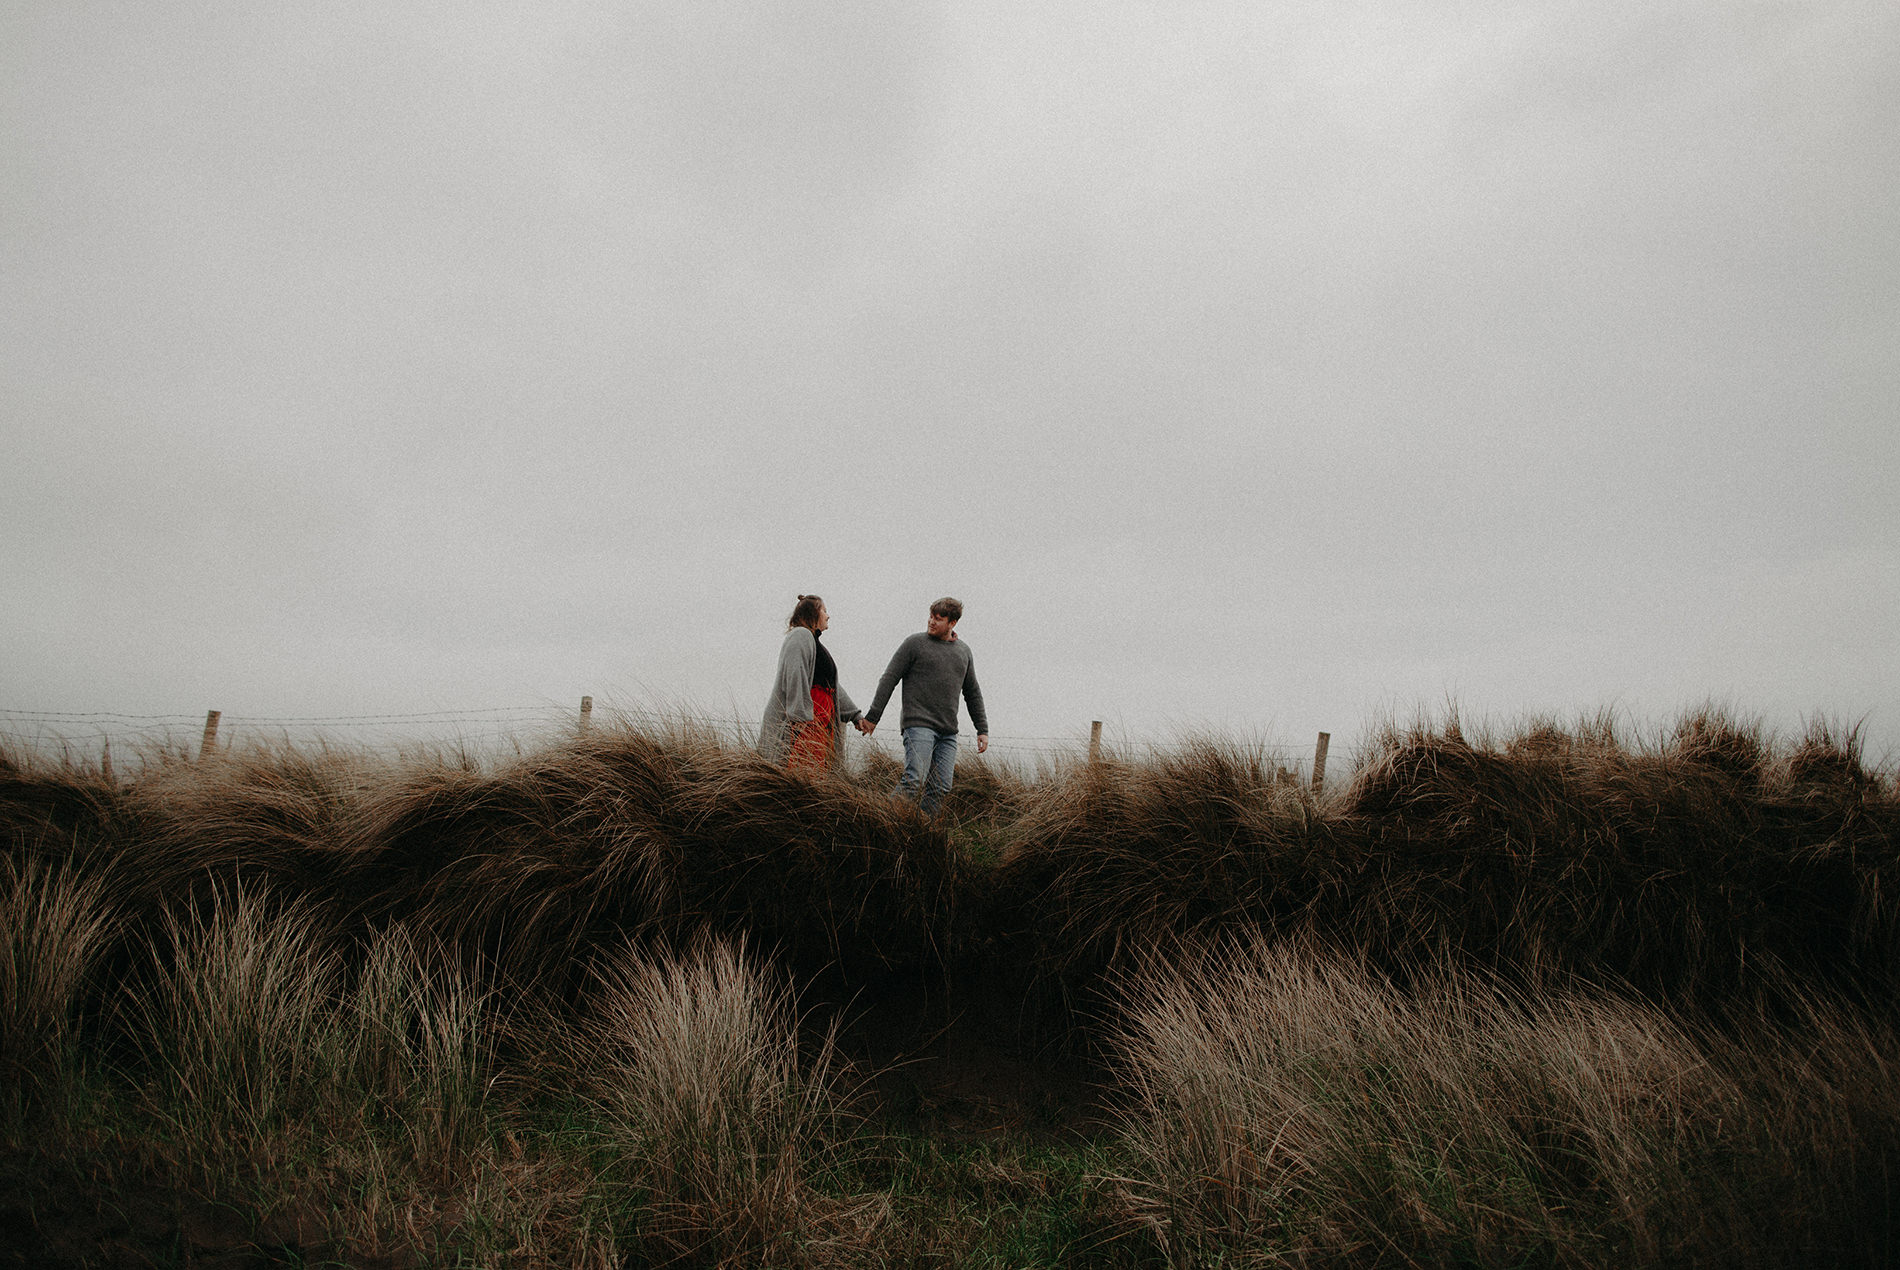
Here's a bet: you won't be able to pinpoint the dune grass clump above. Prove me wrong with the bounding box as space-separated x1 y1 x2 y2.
62 884 584 1264
129 883 348 1150
990 713 1900 1014
118 883 501 1176
579 935 886 1267
340 923 495 1168
327 725 963 990
660 741 962 975
1341 711 1900 999
116 745 371 941
337 732 690 985
0 856 116 1112
1109 934 1900 1268
0 743 130 870
994 738 1336 993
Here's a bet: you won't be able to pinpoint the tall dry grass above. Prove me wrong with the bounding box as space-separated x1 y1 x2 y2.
3 712 1899 1263
579 935 885 1267
85 884 564 1262
341 923 494 1167
125 744 368 919
1333 712 1900 999
994 738 1332 987
1110 933 1900 1268
129 882 346 1147
8 710 1895 1020
111 878 501 1174
995 714 1900 1010
0 724 968 1003
0 856 116 1109
0 745 126 864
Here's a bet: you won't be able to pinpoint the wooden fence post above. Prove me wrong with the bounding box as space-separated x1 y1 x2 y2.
1089 720 1103 764
579 696 594 735
1312 731 1330 793
101 738 114 783
199 710 221 760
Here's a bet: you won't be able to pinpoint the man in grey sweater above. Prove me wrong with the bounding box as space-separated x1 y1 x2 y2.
862 596 989 817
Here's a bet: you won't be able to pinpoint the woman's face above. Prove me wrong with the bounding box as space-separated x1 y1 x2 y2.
815 603 830 632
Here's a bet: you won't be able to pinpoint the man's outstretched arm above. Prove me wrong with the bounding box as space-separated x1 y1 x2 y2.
862 641 915 735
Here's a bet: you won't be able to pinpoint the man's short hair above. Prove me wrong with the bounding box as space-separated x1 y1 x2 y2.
929 596 964 623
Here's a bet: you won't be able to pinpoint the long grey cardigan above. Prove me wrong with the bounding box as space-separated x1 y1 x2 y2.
756 626 863 765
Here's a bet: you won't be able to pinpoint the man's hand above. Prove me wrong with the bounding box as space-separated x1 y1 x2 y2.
858 719 876 736
976 734 989 754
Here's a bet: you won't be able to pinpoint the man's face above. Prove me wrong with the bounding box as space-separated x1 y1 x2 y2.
926 611 956 639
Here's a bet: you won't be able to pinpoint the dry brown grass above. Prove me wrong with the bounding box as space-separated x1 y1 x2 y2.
3 709 1899 1265
577 934 889 1268
1109 933 1900 1268
993 713 1900 1014
0 855 116 1107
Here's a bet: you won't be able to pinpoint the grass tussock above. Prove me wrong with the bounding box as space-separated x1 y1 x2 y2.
124 884 496 1177
0 745 127 862
1333 710 1900 998
13 881 591 1266
994 713 1900 1008
125 744 369 916
342 923 495 1169
580 935 886 1267
131 883 344 1146
1110 933 1900 1268
1 856 116 1108
326 727 963 988
995 738 1333 990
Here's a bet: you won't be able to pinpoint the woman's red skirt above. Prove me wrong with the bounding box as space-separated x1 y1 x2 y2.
787 686 836 771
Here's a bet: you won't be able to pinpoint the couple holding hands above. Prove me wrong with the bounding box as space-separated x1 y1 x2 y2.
758 594 989 817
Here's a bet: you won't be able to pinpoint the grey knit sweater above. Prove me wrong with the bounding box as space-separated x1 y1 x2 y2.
865 633 988 736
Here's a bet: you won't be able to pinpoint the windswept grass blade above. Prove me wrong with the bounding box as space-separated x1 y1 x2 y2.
0 855 116 1111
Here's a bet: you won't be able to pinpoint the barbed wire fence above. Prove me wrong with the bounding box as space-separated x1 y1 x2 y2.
1 701 1337 787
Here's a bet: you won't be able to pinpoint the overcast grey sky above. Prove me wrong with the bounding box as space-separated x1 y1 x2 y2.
4 0 1896 766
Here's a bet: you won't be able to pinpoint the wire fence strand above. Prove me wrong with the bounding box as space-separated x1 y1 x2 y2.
0 704 1325 767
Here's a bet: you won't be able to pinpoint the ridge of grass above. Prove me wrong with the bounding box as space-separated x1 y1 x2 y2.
3 708 1897 1266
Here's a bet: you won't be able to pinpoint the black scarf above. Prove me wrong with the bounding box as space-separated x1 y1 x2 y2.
811 630 838 691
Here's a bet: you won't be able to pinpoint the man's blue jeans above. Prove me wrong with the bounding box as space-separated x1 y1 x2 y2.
898 726 958 817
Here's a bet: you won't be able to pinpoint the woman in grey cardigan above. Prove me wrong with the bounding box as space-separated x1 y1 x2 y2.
757 595 865 770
